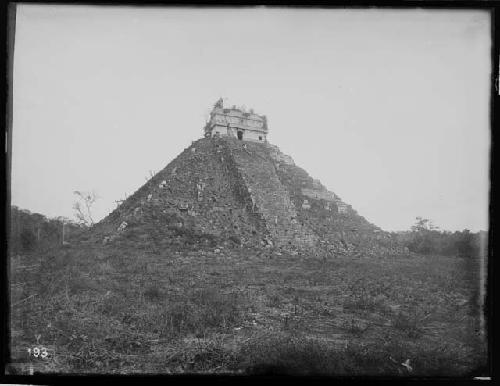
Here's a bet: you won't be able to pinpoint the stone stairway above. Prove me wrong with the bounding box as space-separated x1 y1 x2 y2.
220 138 318 249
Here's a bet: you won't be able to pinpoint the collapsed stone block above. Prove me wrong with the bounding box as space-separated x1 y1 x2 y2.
302 188 336 202
337 201 348 214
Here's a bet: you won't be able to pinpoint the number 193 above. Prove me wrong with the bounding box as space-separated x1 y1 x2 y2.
27 346 49 359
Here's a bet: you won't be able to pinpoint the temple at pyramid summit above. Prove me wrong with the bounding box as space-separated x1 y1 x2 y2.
96 99 403 256
204 98 268 142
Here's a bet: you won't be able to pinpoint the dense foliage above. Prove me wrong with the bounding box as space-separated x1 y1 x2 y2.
9 206 84 254
393 217 487 258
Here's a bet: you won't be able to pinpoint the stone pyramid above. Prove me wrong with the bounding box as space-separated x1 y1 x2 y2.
95 134 402 256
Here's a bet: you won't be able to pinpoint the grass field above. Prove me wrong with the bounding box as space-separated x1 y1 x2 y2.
8 240 487 376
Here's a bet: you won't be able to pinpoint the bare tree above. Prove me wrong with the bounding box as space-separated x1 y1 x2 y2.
73 190 99 226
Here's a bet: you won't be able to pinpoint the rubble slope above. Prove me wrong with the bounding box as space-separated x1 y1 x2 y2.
95 137 402 255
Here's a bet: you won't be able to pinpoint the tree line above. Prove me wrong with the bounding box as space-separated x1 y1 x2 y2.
392 217 488 258
9 206 84 254
9 206 487 259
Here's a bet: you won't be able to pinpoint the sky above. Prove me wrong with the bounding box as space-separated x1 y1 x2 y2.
11 5 491 232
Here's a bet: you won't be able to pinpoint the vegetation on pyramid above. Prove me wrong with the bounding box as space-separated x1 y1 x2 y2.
95 100 404 256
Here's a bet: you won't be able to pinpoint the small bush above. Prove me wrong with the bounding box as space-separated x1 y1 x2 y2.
235 333 348 375
193 288 245 330
167 336 238 372
97 294 129 317
267 293 282 308
392 309 424 339
228 235 241 246
343 278 387 311
103 332 151 355
343 317 369 336
67 275 99 295
148 288 247 339
163 302 199 336
143 285 162 302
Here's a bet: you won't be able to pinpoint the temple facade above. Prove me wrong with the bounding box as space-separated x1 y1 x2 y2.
204 99 268 142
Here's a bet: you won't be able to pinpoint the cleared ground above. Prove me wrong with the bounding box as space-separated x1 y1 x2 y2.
8 241 487 376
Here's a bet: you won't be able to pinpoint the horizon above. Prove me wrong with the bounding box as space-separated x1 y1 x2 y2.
10 5 490 233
